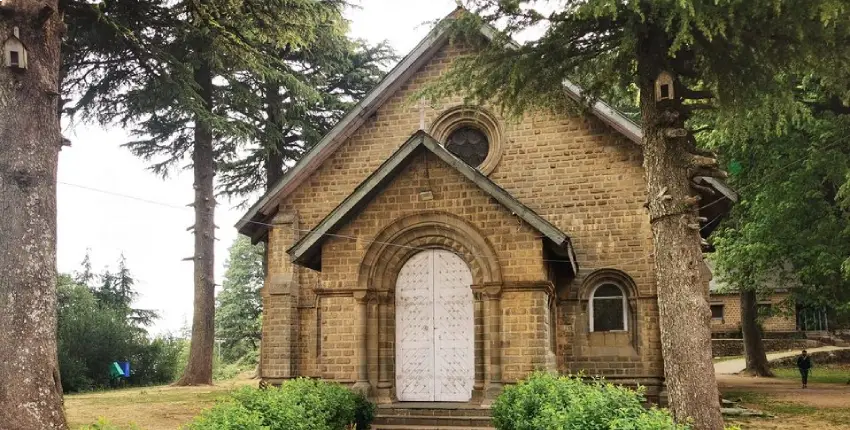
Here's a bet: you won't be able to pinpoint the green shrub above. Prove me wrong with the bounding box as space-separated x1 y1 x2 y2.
186 378 376 430
492 372 689 430
353 392 376 430
213 360 249 381
57 274 186 392
130 335 186 386
185 402 268 430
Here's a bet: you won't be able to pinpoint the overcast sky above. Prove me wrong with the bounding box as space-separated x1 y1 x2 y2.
56 0 459 335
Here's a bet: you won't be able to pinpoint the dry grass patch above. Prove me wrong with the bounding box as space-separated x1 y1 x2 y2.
719 373 850 430
65 374 255 430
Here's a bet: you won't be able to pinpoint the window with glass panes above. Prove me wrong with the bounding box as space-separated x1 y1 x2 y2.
590 284 626 332
710 304 724 320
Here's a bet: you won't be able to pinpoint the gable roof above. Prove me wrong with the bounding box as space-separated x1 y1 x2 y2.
706 258 799 294
289 130 577 272
236 7 738 240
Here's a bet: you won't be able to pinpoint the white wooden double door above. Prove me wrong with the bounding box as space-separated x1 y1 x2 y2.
395 249 475 402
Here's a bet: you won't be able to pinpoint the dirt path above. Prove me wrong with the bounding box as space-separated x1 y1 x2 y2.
714 346 849 375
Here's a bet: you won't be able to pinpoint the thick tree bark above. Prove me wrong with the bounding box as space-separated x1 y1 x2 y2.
0 1 68 428
638 37 723 429
741 289 773 376
175 62 216 386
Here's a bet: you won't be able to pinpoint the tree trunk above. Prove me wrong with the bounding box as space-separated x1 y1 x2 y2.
264 82 285 189
637 44 723 428
741 289 773 376
0 1 68 428
175 62 216 386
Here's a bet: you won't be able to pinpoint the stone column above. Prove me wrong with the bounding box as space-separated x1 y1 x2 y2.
352 291 371 396
377 292 391 388
483 286 502 402
261 211 300 381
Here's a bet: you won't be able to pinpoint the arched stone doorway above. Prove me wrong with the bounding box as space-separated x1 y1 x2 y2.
356 212 505 403
395 249 475 402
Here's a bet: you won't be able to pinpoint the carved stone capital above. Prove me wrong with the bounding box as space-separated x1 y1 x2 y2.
352 290 371 303
473 282 503 299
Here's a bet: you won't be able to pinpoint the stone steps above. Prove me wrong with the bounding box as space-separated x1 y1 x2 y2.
373 404 494 429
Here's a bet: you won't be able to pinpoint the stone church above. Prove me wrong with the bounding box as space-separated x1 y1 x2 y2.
237 10 734 406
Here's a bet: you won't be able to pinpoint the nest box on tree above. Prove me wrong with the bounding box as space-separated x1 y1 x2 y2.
4 27 28 71
654 71 674 102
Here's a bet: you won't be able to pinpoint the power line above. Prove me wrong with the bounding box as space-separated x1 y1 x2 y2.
59 181 191 211
59 180 723 271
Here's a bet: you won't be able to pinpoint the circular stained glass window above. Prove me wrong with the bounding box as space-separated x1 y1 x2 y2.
445 126 490 167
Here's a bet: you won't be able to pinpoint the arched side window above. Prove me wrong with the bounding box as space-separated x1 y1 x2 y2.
589 283 627 332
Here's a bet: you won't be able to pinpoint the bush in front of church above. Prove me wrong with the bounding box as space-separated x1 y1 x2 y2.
491 372 689 430
186 378 376 430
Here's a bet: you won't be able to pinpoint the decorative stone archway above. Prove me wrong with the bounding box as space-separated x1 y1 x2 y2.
355 211 504 403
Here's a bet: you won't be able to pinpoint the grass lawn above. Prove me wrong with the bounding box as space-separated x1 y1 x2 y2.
723 389 850 428
772 364 850 385
65 374 255 430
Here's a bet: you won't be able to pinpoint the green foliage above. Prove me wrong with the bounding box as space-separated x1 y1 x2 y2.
217 33 395 199
709 96 850 321
215 236 264 363
353 392 377 430
774 365 850 384
424 1 850 123
187 379 375 430
491 372 688 430
211 352 255 381
63 0 393 194
185 402 268 430
132 335 187 384
57 256 184 392
57 276 140 391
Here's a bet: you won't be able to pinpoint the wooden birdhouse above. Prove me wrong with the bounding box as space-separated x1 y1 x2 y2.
4 27 28 71
654 71 674 102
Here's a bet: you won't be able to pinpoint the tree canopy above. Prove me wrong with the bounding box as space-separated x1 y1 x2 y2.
58 256 182 392
710 84 850 321
61 0 393 385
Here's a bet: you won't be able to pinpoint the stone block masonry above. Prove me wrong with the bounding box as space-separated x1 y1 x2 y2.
258 38 667 402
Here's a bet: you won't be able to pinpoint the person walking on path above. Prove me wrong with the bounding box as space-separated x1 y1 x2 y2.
796 350 813 388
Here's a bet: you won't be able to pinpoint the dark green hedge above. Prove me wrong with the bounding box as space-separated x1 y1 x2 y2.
492 372 689 430
186 378 375 430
